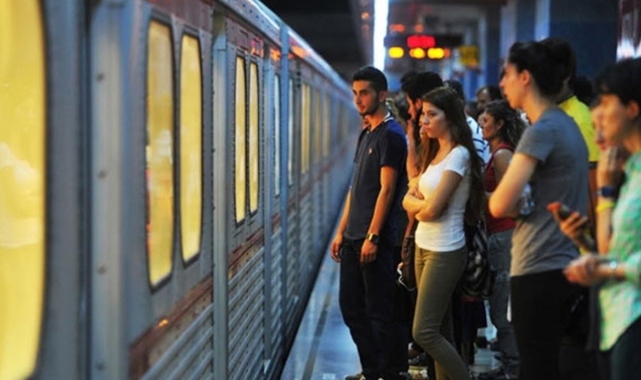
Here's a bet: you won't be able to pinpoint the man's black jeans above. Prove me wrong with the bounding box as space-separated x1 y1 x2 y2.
339 238 406 380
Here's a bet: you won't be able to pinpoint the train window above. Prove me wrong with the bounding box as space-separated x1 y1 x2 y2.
287 79 293 186
313 90 321 163
248 62 259 214
301 83 310 173
179 34 202 262
146 21 175 286
323 93 330 157
0 1 46 379
234 57 247 223
273 75 281 196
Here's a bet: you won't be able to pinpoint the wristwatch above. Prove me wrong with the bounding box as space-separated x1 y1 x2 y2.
596 186 618 199
366 233 380 245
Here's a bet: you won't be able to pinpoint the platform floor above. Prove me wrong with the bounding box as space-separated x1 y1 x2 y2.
279 248 503 380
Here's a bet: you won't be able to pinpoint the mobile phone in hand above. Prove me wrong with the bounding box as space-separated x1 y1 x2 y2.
547 202 596 251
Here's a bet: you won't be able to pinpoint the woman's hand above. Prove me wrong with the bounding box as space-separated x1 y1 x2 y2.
564 255 600 286
597 146 624 188
550 207 589 245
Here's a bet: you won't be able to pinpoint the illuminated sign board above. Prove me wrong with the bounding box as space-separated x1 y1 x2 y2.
384 34 463 48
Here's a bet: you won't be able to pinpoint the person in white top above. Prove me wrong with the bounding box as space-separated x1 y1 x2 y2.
403 87 484 380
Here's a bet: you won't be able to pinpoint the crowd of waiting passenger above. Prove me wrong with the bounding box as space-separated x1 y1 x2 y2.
329 37 641 380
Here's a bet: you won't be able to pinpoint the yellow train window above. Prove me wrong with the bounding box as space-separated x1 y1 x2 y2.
146 21 174 286
234 57 246 222
314 91 321 163
248 63 259 214
323 93 330 157
301 83 310 174
0 2 46 379
180 35 202 262
273 75 281 196
287 79 294 186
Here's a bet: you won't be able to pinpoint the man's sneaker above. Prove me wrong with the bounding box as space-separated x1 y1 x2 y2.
345 373 365 380
477 367 518 380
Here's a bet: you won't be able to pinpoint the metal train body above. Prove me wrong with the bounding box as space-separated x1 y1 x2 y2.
1 0 359 379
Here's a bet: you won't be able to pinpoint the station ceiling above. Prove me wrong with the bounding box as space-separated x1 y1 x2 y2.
262 0 507 81
263 0 367 80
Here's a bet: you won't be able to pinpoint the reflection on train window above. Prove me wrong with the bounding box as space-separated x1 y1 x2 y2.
287 79 294 186
323 93 330 157
314 90 321 163
180 34 202 262
146 21 174 286
274 75 281 196
234 57 247 222
249 62 259 214
0 1 46 379
301 83 310 173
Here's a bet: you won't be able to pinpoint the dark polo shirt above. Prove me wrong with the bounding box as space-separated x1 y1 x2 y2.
344 115 408 244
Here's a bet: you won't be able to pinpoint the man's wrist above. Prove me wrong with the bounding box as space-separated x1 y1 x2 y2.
366 232 380 245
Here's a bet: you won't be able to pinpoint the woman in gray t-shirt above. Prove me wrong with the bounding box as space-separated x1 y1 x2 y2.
488 40 589 380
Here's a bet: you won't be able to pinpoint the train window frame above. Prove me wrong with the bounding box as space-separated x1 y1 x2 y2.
287 78 294 186
178 32 203 264
300 82 310 174
0 1 47 378
273 74 281 197
322 92 330 157
313 88 322 164
234 55 247 224
145 19 176 288
248 61 260 216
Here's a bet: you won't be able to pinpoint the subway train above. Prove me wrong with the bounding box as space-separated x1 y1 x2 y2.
1 0 359 379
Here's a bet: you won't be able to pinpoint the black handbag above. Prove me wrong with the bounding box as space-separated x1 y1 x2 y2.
398 222 417 291
460 220 495 298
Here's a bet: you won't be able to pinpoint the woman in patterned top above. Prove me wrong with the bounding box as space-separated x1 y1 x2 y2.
563 58 641 380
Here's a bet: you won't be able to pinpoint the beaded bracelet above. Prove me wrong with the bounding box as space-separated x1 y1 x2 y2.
596 200 615 214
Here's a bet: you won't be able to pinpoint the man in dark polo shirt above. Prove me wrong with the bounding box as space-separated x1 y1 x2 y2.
330 66 408 380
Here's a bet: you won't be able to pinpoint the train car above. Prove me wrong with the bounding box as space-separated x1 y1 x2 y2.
0 0 359 379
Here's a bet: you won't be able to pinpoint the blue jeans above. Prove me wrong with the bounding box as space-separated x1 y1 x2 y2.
487 229 519 371
339 238 405 380
610 316 641 380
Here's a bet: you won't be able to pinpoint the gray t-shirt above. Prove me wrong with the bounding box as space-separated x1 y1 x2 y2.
511 108 589 276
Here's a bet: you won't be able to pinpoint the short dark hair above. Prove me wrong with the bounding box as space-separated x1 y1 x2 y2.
352 66 388 93
507 41 565 97
541 37 577 89
595 57 641 107
444 79 466 102
573 75 595 106
401 71 443 102
476 85 502 101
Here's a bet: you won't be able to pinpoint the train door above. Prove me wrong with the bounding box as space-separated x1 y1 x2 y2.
262 43 287 378
224 17 268 380
284 57 302 341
